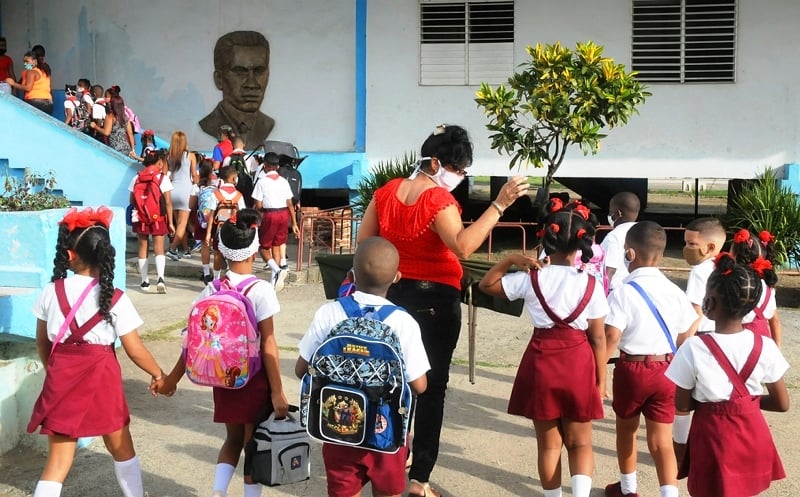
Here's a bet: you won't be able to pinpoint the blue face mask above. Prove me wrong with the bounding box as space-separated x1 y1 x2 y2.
23 63 34 70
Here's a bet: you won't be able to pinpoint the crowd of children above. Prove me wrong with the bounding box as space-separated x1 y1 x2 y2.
25 182 791 497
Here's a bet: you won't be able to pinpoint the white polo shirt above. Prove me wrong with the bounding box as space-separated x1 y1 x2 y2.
251 171 293 209
685 258 716 331
742 280 777 324
601 221 636 291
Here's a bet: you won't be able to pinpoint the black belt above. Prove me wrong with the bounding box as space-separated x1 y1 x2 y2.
392 278 457 293
261 207 288 212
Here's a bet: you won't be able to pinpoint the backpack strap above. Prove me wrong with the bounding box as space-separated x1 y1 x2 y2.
530 270 595 326
699 333 763 399
336 294 400 321
627 280 677 353
212 276 262 327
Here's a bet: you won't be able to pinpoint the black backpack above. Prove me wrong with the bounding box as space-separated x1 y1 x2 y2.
229 153 255 208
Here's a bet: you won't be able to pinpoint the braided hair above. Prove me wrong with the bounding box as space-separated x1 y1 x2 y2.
537 198 597 266
52 223 117 323
708 253 763 319
730 229 778 287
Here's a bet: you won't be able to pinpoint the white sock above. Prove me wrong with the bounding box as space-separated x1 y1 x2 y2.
138 258 149 283
660 484 679 497
155 255 166 279
267 259 280 273
243 483 262 497
620 471 637 494
33 481 63 497
214 270 222 279
571 474 592 497
279 258 287 267
203 264 211 276
213 463 236 495
543 488 562 497
113 455 143 497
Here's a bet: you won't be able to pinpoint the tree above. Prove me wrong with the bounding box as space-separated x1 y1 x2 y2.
475 41 650 189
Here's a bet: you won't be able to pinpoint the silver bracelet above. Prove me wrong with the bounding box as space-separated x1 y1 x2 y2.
491 201 505 215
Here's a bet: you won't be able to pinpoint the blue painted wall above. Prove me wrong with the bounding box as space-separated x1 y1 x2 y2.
0 207 127 338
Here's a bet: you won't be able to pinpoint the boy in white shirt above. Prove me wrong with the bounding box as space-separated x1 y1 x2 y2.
683 217 726 333
601 192 640 291
205 165 247 280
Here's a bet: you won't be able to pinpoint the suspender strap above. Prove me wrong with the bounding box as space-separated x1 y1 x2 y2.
699 333 763 399
753 285 772 319
52 279 123 351
530 271 596 326
627 281 678 354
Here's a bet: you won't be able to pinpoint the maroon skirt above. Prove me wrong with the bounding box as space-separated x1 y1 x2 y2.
508 327 603 422
28 344 130 437
133 218 168 236
213 366 271 424
680 395 785 497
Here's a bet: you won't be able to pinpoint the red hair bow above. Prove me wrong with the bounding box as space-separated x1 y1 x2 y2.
576 228 587 239
549 223 560 234
751 255 773 278
536 228 545 238
759 230 775 246
713 251 732 267
59 206 114 231
574 205 590 221
733 228 752 245
550 198 564 212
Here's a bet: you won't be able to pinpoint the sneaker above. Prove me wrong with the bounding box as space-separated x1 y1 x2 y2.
156 277 167 294
279 264 289 270
203 274 213 284
605 482 639 497
191 240 203 253
272 269 287 292
166 249 181 261
182 250 192 259
140 281 151 292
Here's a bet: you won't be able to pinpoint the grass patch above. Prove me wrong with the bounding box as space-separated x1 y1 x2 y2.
142 320 186 341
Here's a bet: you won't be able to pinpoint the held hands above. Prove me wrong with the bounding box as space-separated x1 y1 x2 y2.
493 176 530 212
154 371 181 397
148 370 166 398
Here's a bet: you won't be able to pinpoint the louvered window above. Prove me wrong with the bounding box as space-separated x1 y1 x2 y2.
420 1 515 86
632 0 737 83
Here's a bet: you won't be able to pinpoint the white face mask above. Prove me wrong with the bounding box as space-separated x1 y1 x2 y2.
413 157 464 192
607 214 615 227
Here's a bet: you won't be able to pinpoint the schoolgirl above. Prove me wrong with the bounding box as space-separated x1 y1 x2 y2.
479 200 608 497
190 158 217 283
729 228 782 346
665 253 789 497
27 206 166 497
159 208 289 497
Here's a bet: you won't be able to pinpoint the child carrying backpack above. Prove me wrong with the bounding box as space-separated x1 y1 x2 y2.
159 208 289 497
295 236 429 497
64 84 91 133
205 165 246 281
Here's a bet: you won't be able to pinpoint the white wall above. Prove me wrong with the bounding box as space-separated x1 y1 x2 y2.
0 0 356 152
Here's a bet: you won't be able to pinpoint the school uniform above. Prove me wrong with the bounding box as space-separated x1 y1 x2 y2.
501 266 608 421
28 275 143 437
742 280 776 338
685 257 715 331
665 331 788 497
127 169 174 236
298 291 430 497
251 170 293 248
205 182 246 249
606 267 697 422
194 271 280 424
601 221 636 291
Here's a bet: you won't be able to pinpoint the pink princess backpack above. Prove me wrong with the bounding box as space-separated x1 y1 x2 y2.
183 276 262 389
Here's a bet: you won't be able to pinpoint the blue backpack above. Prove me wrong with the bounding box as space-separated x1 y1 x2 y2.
300 295 413 454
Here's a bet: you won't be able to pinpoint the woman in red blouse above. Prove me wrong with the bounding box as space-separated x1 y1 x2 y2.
357 124 529 497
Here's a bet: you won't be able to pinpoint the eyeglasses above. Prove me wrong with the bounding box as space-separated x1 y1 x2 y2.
444 164 469 177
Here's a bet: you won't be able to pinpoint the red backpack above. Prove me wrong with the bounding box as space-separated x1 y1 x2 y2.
132 166 166 224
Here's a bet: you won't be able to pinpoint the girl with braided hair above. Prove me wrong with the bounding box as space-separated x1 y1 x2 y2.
666 253 789 497
729 228 782 346
27 207 166 497
479 199 608 497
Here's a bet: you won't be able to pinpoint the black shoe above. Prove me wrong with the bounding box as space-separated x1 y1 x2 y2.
140 281 151 292
203 274 213 284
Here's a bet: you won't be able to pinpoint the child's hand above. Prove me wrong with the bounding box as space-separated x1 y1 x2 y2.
157 372 181 397
148 370 166 397
271 391 289 419
506 254 543 272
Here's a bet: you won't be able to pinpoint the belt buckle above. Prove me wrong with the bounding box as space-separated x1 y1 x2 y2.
417 280 434 291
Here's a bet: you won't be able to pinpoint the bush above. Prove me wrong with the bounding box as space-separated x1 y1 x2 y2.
1 169 71 211
727 168 800 267
352 152 417 215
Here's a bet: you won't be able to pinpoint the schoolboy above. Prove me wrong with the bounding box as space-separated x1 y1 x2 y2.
683 217 726 332
295 236 430 497
601 192 640 291
205 165 246 280
604 221 698 497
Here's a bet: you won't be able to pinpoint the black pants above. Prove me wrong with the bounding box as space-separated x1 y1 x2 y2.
26 98 53 115
388 279 461 482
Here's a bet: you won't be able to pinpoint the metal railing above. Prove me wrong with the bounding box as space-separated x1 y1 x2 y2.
296 207 361 271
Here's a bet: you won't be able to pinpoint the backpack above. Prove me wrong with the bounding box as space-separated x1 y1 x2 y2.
67 97 91 133
278 165 302 206
125 106 142 134
299 295 413 454
196 185 217 229
247 407 311 486
132 166 166 224
229 153 255 207
213 189 243 228
183 276 262 389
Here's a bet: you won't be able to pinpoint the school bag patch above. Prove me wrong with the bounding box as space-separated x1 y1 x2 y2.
196 185 217 229
132 166 166 224
247 407 311 486
300 295 413 454
183 277 262 389
229 153 255 207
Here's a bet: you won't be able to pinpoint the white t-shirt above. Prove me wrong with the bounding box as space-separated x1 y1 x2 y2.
665 331 789 402
33 274 143 345
685 257 715 331
92 98 107 120
208 184 247 222
606 267 697 355
251 171 293 209
298 291 431 382
196 271 280 322
601 221 636 291
742 280 777 324
501 265 608 330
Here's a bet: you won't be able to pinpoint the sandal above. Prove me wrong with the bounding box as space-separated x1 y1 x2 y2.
408 479 442 497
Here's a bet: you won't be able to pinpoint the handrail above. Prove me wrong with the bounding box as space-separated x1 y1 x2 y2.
296 209 361 271
462 221 539 259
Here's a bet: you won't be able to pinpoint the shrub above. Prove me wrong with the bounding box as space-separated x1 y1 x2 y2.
1 169 71 211
352 152 417 215
727 168 800 267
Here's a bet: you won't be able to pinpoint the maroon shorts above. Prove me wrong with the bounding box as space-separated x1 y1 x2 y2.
258 208 289 248
213 367 270 424
612 357 675 423
322 443 409 497
133 218 168 236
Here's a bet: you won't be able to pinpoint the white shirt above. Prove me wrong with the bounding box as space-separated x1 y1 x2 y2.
685 257 715 331
606 267 697 355
33 274 143 345
501 265 608 330
208 183 246 222
127 170 174 194
665 331 789 402
601 221 636 291
222 148 259 174
742 280 776 324
92 98 107 120
251 171 293 209
298 291 431 382
196 271 280 323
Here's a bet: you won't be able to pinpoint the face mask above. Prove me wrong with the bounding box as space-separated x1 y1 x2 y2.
623 249 633 271
416 158 464 192
23 63 34 70
607 215 615 227
682 246 707 266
